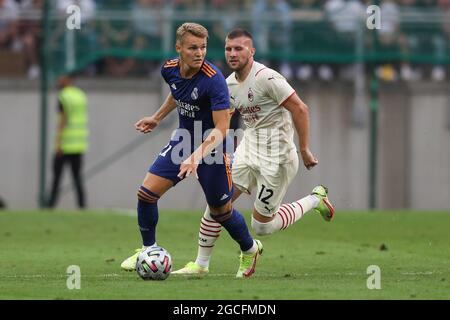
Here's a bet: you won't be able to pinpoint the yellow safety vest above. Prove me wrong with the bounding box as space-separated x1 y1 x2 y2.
59 86 89 154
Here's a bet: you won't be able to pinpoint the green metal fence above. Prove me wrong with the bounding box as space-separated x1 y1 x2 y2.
42 5 450 78
36 2 450 208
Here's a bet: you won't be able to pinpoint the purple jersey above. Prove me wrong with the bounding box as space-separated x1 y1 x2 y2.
148 59 234 206
161 58 230 137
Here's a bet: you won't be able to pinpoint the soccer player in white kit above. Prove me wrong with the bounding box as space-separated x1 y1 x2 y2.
173 29 334 276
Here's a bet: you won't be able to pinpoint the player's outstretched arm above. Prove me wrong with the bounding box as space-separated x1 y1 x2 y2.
281 93 318 170
178 109 230 179
135 93 177 133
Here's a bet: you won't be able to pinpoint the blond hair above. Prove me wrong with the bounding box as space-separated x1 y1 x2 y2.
176 22 208 43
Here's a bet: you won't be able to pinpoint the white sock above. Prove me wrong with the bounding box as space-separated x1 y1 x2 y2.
252 217 281 236
242 240 258 255
276 194 319 230
195 206 222 269
142 243 156 250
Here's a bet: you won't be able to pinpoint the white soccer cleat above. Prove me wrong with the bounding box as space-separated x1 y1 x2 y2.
172 261 209 275
120 248 142 271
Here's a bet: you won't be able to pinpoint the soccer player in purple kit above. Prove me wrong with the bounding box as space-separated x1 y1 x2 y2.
173 29 334 276
120 23 262 278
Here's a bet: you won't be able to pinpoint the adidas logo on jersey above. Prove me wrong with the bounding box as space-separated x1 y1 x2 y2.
171 83 177 90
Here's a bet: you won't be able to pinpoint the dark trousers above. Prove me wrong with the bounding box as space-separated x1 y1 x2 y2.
48 153 86 208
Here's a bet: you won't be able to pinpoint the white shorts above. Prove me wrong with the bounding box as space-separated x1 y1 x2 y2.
232 147 299 217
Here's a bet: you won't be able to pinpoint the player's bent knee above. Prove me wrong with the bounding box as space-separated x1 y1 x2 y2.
210 210 232 224
251 216 276 236
137 185 160 203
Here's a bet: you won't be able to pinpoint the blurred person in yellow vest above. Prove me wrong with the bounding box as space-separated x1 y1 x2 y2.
48 74 89 209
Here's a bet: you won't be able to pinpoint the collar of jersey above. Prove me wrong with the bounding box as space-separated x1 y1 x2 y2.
178 61 205 80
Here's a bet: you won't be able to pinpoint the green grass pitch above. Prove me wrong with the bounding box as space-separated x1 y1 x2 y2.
0 209 449 299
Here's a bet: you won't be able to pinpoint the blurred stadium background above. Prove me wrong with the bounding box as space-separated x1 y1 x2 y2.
1 0 449 212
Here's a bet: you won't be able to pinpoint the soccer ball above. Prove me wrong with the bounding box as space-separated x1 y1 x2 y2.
136 246 172 280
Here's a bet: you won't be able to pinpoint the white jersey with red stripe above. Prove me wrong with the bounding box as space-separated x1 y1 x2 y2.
226 61 297 164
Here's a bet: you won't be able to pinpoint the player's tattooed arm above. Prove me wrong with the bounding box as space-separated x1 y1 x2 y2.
282 93 318 170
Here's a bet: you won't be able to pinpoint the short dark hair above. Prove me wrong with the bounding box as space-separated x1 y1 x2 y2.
226 28 253 41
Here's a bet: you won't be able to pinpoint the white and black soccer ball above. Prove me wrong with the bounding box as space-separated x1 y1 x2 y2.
136 246 172 280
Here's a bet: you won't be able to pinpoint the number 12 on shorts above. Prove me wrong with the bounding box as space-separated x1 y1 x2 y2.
258 184 273 205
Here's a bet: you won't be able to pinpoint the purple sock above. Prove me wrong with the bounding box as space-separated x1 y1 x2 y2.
219 208 254 251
